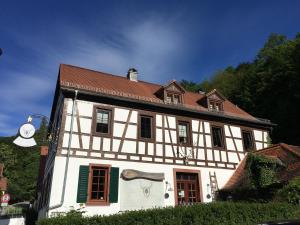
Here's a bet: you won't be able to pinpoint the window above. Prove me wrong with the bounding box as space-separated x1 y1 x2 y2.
208 100 223 112
176 172 201 205
166 94 172 104
165 92 181 104
140 115 153 139
212 126 224 148
88 166 109 203
242 131 254 151
178 122 189 144
173 95 180 104
77 165 119 205
95 109 111 134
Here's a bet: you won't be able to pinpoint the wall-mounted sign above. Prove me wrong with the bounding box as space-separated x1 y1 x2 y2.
121 169 164 181
13 122 37 147
1 193 10 206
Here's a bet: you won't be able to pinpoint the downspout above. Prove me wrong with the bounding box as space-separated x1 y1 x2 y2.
48 89 78 212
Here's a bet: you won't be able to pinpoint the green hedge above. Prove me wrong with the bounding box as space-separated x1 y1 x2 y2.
37 202 300 225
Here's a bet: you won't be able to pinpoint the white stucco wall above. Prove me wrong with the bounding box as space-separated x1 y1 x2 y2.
47 156 237 217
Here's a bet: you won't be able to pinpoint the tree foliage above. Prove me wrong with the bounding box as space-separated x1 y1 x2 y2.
0 121 48 203
181 33 300 145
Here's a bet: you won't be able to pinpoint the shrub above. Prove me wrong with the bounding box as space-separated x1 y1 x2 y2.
276 177 300 205
218 183 284 202
37 202 300 225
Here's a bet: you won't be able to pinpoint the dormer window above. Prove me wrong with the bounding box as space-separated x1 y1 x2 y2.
165 92 181 104
158 80 185 105
206 89 225 112
208 100 223 112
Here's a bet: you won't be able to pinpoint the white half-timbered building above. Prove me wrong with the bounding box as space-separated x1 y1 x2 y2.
37 64 274 218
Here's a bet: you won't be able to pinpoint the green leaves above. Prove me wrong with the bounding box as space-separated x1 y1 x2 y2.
246 153 284 189
277 177 300 205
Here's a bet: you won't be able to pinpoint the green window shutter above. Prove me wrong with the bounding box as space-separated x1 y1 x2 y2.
77 165 89 203
109 167 119 203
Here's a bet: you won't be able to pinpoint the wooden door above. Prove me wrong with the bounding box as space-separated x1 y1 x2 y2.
176 172 200 205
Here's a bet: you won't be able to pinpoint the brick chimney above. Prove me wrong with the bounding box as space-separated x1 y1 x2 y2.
127 68 138 82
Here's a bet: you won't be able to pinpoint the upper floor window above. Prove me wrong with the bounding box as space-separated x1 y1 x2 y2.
95 109 111 134
242 130 254 151
178 122 190 144
140 115 153 139
212 126 224 148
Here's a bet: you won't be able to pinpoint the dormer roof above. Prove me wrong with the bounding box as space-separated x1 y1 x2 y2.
206 89 226 101
163 80 186 93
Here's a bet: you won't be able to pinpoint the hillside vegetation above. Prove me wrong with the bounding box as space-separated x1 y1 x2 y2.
181 33 300 145
0 118 47 203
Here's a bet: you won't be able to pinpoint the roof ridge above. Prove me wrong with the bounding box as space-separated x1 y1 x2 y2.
280 143 300 158
254 143 281 152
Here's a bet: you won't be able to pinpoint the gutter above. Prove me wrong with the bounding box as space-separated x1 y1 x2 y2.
48 89 78 212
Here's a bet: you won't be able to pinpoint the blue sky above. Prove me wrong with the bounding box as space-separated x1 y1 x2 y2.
0 0 300 136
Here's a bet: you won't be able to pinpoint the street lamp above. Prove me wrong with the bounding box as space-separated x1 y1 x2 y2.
13 114 50 148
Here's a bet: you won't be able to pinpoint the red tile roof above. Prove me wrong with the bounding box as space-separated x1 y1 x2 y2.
59 64 257 121
223 155 248 189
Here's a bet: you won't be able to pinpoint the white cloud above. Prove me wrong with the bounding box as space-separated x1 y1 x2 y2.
0 13 189 136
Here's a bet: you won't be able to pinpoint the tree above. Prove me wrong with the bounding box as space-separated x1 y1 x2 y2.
180 33 300 145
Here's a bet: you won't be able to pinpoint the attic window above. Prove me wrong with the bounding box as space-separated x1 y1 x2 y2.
159 81 185 105
165 93 181 104
208 100 223 112
206 90 225 112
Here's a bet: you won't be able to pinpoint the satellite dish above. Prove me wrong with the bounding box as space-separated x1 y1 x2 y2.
13 122 37 147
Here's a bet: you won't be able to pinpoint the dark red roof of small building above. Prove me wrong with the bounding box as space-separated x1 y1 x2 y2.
224 143 300 189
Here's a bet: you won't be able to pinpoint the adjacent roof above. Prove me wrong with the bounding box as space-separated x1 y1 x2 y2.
59 64 265 123
224 143 300 189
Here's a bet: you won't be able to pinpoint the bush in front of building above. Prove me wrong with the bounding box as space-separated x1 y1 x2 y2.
37 202 300 225
275 177 300 205
217 183 284 203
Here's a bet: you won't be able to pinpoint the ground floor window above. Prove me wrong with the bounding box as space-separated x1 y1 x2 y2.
77 164 119 205
88 166 109 203
175 171 201 205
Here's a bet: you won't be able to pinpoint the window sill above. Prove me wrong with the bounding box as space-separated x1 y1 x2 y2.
86 201 110 206
212 146 225 150
92 132 112 138
139 137 155 142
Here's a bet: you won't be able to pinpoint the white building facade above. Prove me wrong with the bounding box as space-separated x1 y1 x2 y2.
37 64 273 218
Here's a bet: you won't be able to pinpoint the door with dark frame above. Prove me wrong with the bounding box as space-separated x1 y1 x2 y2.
176 172 201 205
